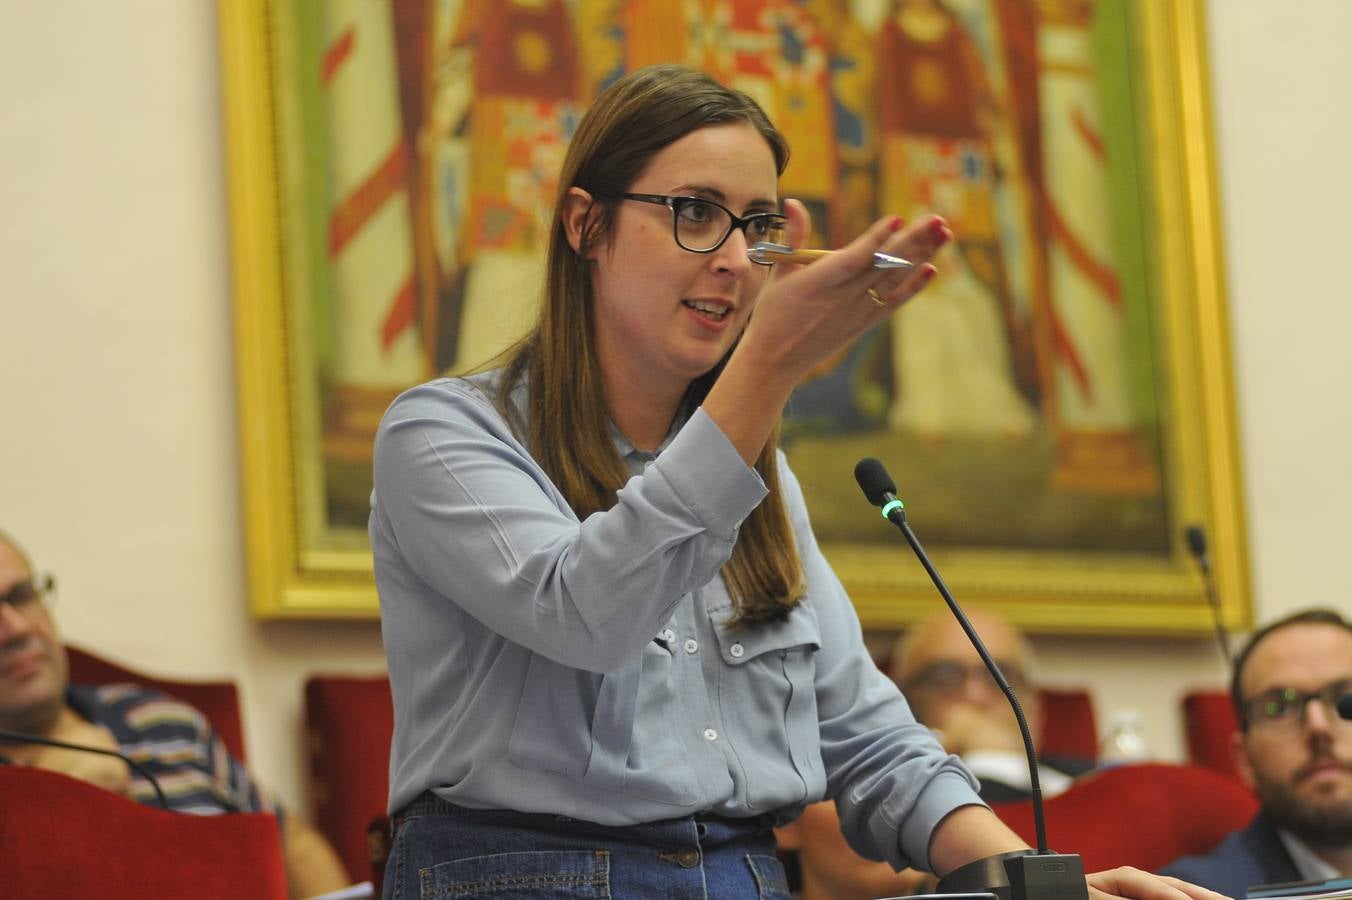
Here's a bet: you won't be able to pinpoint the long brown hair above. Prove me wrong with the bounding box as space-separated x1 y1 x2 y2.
495 64 804 627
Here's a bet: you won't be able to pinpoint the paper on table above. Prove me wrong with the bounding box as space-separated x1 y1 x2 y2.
1246 877 1352 900
873 893 997 900
303 882 375 900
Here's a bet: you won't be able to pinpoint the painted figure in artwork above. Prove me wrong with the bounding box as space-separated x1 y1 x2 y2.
876 0 1036 440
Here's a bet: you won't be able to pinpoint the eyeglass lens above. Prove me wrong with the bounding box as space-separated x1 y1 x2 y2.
0 576 52 612
1247 679 1352 728
673 199 785 254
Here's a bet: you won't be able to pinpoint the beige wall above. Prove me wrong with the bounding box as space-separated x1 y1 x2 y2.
1 0 1349 819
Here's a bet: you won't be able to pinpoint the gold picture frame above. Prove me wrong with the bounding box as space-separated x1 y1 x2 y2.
221 0 1249 634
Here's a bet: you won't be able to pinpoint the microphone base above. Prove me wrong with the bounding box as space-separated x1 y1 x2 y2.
937 850 1088 900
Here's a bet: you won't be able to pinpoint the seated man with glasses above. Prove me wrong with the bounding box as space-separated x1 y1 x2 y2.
0 529 350 899
891 606 1095 803
1161 607 1352 896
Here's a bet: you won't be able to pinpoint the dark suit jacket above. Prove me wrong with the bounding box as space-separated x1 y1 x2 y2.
1160 812 1301 898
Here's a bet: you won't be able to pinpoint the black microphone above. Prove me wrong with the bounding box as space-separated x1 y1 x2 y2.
0 727 169 809
855 457 1087 900
1338 692 1352 721
1184 524 1232 667
1184 525 1209 572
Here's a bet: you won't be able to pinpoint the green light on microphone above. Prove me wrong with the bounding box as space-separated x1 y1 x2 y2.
880 499 904 519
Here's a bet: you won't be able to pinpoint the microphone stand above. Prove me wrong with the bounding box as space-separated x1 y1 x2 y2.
1184 525 1233 668
855 458 1087 900
902 522 1045 851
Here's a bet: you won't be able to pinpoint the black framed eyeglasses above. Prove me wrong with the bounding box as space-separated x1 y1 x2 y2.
1242 678 1352 732
0 573 56 616
620 193 787 263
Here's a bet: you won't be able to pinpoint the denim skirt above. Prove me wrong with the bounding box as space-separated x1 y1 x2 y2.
383 792 791 899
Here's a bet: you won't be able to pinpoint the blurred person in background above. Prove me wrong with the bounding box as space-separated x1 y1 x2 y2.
0 529 350 899
892 607 1096 802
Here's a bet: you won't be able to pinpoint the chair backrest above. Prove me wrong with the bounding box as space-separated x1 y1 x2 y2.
1038 688 1099 761
305 673 394 885
65 644 247 762
0 765 288 898
990 762 1257 872
1183 689 1243 783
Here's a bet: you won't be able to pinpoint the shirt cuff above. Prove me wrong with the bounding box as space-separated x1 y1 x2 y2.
653 408 768 538
899 769 988 872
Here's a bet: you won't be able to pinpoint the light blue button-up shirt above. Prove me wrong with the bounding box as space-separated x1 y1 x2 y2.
370 371 982 870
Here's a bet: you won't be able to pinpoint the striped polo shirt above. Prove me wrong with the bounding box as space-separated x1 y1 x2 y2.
66 682 282 821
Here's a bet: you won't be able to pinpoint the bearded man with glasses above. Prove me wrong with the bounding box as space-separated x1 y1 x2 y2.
1162 608 1352 895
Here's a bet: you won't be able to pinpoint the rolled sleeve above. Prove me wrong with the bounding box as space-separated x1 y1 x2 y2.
650 408 767 541
372 379 768 673
898 770 987 871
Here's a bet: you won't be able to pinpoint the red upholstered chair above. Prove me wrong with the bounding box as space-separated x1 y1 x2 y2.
305 673 395 885
991 762 1257 873
1183 689 1243 783
0 765 287 898
1038 688 1098 760
65 643 248 762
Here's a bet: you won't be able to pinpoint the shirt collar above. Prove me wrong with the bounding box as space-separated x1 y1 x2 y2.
1276 827 1342 882
609 396 692 473
959 750 1074 797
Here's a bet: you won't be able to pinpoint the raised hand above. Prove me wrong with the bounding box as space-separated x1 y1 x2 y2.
704 200 952 464
735 198 951 390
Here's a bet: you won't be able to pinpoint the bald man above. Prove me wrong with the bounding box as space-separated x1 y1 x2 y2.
890 607 1095 803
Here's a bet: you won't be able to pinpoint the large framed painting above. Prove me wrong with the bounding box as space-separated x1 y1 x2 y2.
221 0 1249 633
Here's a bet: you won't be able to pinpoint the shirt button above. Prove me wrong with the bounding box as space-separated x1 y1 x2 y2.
703 728 718 741
729 643 744 658
662 629 675 642
684 638 698 654
675 847 701 868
